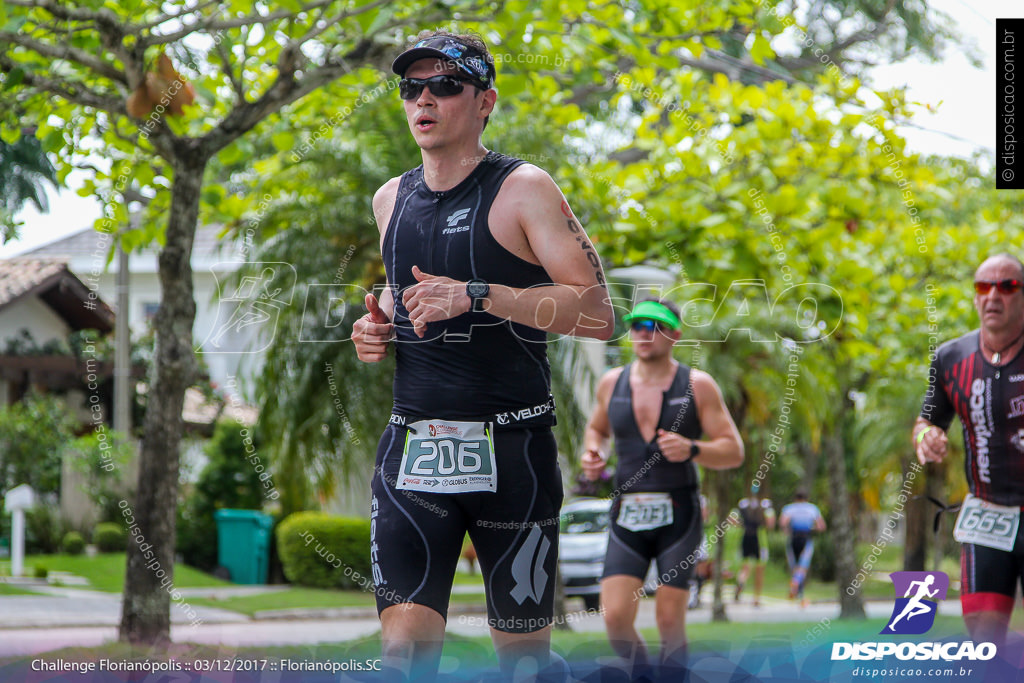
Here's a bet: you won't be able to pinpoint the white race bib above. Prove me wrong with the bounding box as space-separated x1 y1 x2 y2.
617 493 673 532
953 494 1020 552
397 420 496 493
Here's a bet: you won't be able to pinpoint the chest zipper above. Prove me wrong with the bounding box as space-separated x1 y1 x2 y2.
427 192 445 273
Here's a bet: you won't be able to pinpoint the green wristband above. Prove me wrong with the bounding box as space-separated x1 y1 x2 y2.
915 426 934 445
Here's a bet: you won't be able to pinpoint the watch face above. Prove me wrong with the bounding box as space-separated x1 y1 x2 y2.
467 280 489 298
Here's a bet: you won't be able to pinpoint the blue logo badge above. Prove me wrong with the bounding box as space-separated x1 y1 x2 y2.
881 571 949 635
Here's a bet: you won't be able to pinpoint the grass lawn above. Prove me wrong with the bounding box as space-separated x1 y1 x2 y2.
706 525 958 604
188 587 378 614
452 568 486 586
189 581 487 616
0 583 43 595
23 553 232 593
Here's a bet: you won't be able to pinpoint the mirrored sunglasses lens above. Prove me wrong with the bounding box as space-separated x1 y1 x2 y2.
997 279 1023 294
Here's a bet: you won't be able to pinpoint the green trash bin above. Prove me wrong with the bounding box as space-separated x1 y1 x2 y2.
214 509 273 584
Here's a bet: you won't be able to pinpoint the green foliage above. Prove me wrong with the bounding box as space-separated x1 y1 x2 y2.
0 130 58 241
276 512 371 590
67 431 136 523
810 532 836 583
177 420 266 571
61 531 85 556
768 534 788 572
25 504 65 555
230 106 413 513
0 393 77 499
93 522 127 553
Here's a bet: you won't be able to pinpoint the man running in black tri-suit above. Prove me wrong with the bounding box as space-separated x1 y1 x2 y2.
352 30 614 681
582 298 744 674
915 253 1024 648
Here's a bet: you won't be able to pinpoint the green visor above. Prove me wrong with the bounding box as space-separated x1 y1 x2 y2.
623 300 681 330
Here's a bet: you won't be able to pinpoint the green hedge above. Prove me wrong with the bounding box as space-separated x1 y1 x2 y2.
62 531 85 555
93 523 126 552
276 512 372 590
26 505 65 554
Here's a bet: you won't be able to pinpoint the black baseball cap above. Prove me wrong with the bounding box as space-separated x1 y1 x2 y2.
392 36 495 89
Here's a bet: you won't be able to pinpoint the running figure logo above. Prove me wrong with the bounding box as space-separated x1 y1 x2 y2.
881 571 949 635
200 262 296 354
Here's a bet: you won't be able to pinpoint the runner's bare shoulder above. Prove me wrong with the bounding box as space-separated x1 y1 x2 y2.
372 176 403 235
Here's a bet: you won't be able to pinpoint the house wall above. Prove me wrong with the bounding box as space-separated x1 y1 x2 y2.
0 296 72 348
74 265 262 400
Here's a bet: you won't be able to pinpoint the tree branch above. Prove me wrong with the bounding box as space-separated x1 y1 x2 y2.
292 0 391 47
130 0 220 33
214 38 246 103
142 126 178 164
0 54 125 115
0 30 127 84
5 0 136 75
142 0 333 48
197 30 391 156
775 0 897 75
677 49 796 85
6 0 117 23
110 117 141 148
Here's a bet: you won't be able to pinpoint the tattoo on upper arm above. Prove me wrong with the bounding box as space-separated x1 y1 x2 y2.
563 209 607 287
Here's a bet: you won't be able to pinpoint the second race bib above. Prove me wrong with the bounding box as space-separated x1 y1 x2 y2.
397 420 496 493
617 493 673 532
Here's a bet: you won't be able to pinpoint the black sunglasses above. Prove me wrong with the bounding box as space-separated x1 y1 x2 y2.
630 319 669 333
398 75 479 101
974 279 1023 295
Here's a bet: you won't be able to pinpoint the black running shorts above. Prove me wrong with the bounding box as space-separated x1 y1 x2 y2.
602 487 702 589
961 523 1024 616
370 424 562 633
741 533 761 560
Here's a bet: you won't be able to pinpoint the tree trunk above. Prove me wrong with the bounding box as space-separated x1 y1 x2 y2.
120 150 205 644
926 459 949 572
903 457 929 571
824 432 866 619
798 440 820 487
711 471 730 622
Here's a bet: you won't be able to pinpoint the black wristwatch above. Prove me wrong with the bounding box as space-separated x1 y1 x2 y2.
689 440 700 460
466 278 490 313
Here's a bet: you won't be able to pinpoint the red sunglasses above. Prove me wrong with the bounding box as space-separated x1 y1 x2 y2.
974 279 1024 295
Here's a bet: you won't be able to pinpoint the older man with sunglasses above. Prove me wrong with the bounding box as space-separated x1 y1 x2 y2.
352 30 613 681
915 252 1024 648
581 298 744 676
